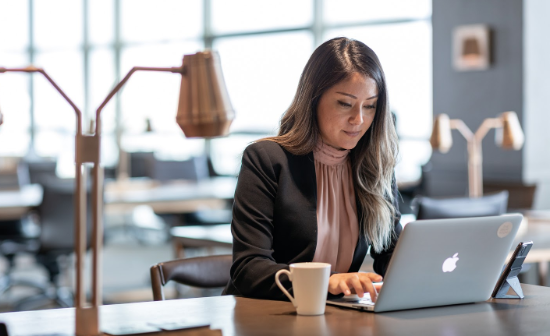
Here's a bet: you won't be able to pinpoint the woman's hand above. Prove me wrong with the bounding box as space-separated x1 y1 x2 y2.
328 272 383 302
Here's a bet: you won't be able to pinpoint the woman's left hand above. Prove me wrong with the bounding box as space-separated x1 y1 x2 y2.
328 272 382 302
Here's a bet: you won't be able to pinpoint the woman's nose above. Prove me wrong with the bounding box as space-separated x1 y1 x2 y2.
349 108 364 125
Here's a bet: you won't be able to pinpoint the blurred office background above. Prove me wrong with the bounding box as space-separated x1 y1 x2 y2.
1 0 549 311
0 0 432 182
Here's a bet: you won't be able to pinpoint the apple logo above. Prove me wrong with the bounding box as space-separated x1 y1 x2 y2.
442 253 460 272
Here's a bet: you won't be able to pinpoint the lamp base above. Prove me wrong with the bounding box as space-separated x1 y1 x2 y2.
76 306 100 336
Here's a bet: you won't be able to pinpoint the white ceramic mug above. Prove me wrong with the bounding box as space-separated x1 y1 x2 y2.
275 262 331 315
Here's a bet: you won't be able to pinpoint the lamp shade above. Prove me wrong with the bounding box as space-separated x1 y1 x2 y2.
496 111 524 150
430 114 453 153
176 51 234 138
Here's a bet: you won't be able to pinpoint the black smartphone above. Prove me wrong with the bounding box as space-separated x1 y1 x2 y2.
492 241 533 298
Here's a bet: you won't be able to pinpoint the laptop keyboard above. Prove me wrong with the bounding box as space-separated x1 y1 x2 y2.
357 298 375 306
340 294 375 306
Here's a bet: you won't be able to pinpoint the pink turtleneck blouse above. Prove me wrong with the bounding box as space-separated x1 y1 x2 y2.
311 142 359 273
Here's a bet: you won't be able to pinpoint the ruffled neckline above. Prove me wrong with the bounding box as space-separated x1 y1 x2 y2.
313 141 350 166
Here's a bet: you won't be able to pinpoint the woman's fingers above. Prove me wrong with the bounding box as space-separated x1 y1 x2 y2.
337 280 351 296
359 276 378 302
349 276 365 298
329 274 350 295
362 273 383 302
365 273 383 283
328 273 383 298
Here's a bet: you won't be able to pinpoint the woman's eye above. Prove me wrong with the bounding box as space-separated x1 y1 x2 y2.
338 101 352 107
363 105 376 110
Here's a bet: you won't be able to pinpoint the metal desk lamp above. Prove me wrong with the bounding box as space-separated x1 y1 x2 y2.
430 112 524 197
0 50 234 336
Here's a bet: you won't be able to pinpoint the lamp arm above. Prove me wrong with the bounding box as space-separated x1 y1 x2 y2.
475 117 502 143
0 66 83 133
95 66 182 134
449 119 474 142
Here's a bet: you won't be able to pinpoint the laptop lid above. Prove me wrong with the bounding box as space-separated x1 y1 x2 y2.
372 214 523 312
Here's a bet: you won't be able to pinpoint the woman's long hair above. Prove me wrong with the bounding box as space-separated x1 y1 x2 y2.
263 37 399 253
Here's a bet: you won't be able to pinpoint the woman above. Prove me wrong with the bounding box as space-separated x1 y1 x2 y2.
223 37 401 302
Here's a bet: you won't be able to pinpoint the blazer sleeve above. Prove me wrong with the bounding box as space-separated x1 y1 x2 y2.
371 175 402 277
228 143 290 300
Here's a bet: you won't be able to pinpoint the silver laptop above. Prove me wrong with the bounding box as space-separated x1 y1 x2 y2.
327 214 523 313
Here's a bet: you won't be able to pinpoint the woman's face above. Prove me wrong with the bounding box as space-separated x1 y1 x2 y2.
316 72 378 150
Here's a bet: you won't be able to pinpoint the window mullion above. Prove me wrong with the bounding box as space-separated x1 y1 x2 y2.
29 0 36 153
313 0 324 47
83 0 90 128
204 0 213 49
114 0 123 165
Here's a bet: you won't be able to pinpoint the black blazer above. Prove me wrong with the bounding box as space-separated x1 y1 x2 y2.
223 141 402 300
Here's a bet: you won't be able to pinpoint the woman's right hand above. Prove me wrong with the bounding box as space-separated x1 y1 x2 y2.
328 272 382 302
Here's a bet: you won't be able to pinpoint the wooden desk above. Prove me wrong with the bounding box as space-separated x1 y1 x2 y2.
104 177 237 215
0 184 43 220
1 285 550 335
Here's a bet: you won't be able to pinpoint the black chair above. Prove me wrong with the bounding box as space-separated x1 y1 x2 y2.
413 191 509 220
26 160 57 185
150 254 232 301
153 156 232 227
129 152 155 179
152 156 209 182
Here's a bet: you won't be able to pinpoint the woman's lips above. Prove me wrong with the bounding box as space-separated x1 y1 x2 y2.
344 131 361 137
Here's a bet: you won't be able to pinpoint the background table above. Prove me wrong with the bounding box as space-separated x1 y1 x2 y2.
170 224 232 258
104 177 236 243
0 177 235 220
0 184 43 220
0 284 549 335
104 177 237 215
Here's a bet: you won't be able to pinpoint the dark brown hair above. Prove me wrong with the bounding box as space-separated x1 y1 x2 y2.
264 37 399 252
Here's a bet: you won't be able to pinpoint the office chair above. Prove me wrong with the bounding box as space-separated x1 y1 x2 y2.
151 156 209 182
155 156 232 226
412 191 509 220
26 160 57 185
147 156 232 245
150 254 232 301
129 152 155 179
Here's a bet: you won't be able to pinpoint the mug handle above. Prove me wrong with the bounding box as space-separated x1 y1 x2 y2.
275 269 297 307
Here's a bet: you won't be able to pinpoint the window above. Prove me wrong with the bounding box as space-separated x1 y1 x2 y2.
0 0 30 156
0 0 432 181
